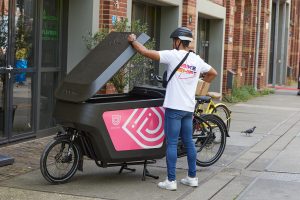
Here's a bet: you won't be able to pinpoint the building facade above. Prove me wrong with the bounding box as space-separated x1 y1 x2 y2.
0 0 299 145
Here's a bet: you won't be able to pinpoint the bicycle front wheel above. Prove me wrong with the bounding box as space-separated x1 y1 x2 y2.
212 104 231 131
40 137 80 184
193 114 226 167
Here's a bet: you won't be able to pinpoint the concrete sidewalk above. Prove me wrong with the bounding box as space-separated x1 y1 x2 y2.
0 89 299 200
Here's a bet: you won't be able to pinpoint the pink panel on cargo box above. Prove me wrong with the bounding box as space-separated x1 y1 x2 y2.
103 107 165 151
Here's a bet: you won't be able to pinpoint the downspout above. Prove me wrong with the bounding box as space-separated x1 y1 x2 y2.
254 0 262 90
279 1 286 85
272 0 280 87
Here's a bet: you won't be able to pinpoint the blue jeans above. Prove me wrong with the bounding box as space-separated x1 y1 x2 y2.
164 108 197 181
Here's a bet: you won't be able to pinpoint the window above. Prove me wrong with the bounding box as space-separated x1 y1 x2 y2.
131 1 160 86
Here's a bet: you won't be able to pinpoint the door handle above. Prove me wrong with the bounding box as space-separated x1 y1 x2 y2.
0 65 13 70
0 66 14 79
6 65 13 79
6 65 13 71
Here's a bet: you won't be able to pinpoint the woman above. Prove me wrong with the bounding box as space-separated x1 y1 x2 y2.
127 27 217 190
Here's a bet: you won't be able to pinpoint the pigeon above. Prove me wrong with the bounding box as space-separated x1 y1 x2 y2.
241 126 256 136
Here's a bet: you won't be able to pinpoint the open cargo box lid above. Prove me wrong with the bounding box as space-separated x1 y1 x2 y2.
55 32 150 103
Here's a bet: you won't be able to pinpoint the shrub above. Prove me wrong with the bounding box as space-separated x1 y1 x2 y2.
224 86 275 103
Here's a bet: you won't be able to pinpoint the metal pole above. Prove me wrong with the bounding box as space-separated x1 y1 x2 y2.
254 0 262 90
0 0 15 167
272 0 280 87
279 1 286 85
266 0 273 86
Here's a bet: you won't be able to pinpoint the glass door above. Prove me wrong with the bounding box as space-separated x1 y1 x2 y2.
39 0 66 130
0 0 8 140
197 17 210 62
0 0 35 143
0 72 7 140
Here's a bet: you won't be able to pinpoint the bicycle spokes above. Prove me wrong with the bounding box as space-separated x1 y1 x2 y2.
193 115 226 167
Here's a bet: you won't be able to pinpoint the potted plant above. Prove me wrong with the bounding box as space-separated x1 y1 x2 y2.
83 19 156 93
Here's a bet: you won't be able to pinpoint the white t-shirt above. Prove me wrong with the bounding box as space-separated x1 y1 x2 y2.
159 49 212 112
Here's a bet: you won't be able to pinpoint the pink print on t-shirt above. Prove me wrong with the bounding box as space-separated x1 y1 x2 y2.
177 64 197 79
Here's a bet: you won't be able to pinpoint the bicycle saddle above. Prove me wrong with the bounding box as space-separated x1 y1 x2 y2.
195 95 211 103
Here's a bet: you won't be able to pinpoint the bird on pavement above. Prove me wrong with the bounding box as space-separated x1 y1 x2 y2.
241 126 256 136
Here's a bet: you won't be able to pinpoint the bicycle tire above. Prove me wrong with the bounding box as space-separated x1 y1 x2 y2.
193 114 226 167
213 104 231 131
40 137 80 184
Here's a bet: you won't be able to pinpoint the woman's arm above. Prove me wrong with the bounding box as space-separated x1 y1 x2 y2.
128 34 160 61
202 67 218 83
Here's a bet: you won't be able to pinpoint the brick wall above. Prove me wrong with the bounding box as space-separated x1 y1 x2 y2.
223 0 271 91
288 0 300 80
222 0 235 92
98 0 128 94
232 0 245 88
243 0 257 87
257 0 270 89
0 0 9 14
99 0 127 30
98 0 300 92
182 0 197 49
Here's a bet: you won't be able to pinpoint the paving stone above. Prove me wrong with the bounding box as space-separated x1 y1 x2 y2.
0 137 51 180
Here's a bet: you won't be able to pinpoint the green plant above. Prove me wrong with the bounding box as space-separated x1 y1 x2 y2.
83 19 156 93
224 85 275 103
15 1 31 60
259 88 275 95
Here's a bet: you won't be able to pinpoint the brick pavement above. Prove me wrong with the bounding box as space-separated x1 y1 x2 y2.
0 136 52 181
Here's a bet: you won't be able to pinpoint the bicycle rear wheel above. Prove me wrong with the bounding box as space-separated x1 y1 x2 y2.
193 114 226 167
212 104 231 131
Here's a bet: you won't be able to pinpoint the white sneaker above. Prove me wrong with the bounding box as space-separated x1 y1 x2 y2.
158 179 177 191
180 176 198 187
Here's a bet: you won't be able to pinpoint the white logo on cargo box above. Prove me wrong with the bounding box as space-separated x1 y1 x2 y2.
112 115 121 126
122 107 165 149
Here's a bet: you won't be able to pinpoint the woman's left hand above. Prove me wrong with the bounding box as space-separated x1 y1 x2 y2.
128 34 137 43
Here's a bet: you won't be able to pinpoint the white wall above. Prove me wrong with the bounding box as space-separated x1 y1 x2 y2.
160 6 181 51
127 0 182 75
67 0 99 73
159 6 181 74
159 1 182 74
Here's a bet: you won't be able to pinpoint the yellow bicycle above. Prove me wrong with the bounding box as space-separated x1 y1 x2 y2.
194 92 231 131
150 73 231 130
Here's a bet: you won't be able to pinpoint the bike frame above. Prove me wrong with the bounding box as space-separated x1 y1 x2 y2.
195 99 215 115
197 100 227 114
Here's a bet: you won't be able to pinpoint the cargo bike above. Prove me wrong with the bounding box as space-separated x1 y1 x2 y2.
40 32 229 184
